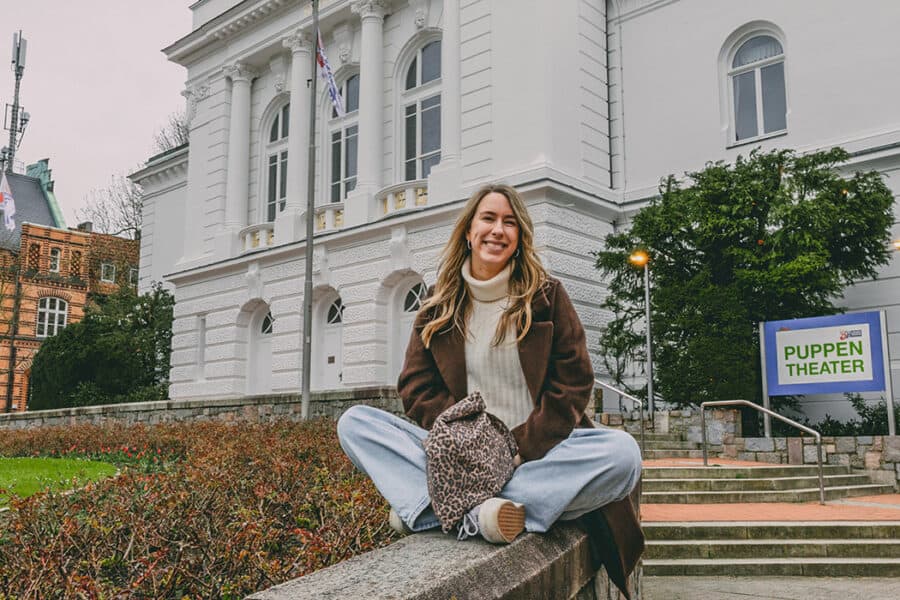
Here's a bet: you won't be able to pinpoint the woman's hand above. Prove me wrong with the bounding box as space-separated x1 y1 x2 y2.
513 454 522 467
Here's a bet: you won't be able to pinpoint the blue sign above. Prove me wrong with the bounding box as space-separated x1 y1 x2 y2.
762 312 886 396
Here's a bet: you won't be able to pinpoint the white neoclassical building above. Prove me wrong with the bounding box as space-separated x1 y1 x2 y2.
133 0 900 420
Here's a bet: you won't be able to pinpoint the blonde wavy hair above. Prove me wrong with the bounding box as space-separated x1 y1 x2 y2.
419 184 547 348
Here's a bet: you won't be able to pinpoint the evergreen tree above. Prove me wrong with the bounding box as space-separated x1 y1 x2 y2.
595 148 894 412
29 283 174 410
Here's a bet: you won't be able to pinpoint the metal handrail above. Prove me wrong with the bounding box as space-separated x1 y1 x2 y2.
700 400 825 505
595 379 645 454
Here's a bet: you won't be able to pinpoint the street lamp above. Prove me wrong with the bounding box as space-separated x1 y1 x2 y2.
629 250 654 427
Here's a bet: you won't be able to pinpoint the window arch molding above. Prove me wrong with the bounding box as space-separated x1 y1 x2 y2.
319 63 361 206
388 274 427 381
392 29 443 183
256 93 291 224
717 21 789 147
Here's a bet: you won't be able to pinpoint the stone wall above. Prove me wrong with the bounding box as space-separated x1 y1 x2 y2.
0 387 403 431
723 435 900 485
600 407 742 446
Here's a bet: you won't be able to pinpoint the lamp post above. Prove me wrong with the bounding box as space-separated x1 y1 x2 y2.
629 250 654 428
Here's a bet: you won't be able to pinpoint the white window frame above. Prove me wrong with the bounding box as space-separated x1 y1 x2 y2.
36 297 68 338
100 262 116 283
49 248 61 273
328 73 360 203
129 267 138 285
727 33 787 146
263 103 290 222
400 38 442 182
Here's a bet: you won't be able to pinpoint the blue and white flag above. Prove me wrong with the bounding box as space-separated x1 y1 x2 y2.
0 172 16 231
317 31 345 118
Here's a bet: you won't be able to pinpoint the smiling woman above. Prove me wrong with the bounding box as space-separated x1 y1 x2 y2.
0 457 117 505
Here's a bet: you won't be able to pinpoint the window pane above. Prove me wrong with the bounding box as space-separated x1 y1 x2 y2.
421 40 441 84
281 104 290 138
761 62 787 133
345 127 358 178
421 153 441 179
346 177 356 194
332 182 342 203
279 152 288 210
406 57 417 90
733 71 758 141
405 159 417 181
331 133 342 184
733 35 783 68
405 108 417 161
268 160 278 221
270 117 279 143
421 98 441 154
37 322 44 336
346 75 360 112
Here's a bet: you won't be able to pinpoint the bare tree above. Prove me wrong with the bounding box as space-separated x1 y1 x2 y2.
77 174 143 239
77 111 188 240
152 111 190 154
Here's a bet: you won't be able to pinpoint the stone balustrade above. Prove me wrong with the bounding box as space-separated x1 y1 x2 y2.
239 222 276 252
314 201 345 232
375 180 428 218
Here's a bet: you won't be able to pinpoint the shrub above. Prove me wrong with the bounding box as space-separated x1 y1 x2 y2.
0 419 395 598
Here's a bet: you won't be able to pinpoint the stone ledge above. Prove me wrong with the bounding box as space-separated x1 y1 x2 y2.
248 525 614 600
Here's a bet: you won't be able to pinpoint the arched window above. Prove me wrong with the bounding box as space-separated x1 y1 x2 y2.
729 34 786 142
403 282 427 313
327 298 344 324
37 297 68 338
403 40 441 180
260 311 274 334
329 74 360 202
265 103 290 221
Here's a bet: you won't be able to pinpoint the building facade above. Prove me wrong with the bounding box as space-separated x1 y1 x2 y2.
0 221 140 413
135 0 900 419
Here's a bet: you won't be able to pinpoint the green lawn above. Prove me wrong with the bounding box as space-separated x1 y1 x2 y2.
0 457 117 506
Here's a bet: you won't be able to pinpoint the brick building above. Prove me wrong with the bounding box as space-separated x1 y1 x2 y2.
0 163 139 412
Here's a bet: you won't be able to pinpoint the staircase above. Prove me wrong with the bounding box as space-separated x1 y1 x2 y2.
632 429 900 576
643 522 900 576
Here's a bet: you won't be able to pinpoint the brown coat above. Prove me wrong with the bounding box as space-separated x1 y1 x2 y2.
397 276 644 596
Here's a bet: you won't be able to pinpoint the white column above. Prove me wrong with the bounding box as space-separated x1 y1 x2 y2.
276 32 312 244
218 62 258 257
426 0 462 205
345 0 388 226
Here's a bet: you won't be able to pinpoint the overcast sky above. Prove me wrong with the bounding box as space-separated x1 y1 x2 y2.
1 1 192 226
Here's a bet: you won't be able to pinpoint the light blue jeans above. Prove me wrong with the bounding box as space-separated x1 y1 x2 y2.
337 404 642 533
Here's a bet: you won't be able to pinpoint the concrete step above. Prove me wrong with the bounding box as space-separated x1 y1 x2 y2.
642 449 707 459
642 473 872 492
643 521 900 541
642 557 900 576
642 465 851 479
642 483 895 504
646 538 900 559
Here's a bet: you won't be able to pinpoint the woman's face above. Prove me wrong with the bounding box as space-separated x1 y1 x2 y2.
466 192 520 280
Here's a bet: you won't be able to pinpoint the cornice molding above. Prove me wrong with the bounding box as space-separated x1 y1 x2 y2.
130 147 190 186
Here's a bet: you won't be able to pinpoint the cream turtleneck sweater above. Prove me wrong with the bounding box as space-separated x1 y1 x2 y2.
461 258 533 429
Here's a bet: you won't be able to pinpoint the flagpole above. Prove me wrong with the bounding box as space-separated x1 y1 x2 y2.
300 0 319 420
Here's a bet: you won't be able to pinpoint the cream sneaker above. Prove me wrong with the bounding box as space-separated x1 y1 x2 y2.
458 498 525 544
389 507 412 535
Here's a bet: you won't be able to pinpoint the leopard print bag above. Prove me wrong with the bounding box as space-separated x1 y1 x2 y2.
423 391 518 533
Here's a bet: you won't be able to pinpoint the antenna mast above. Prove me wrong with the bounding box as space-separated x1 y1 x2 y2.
4 31 28 173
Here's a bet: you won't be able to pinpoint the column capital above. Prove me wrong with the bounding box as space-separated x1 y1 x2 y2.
351 0 390 20
283 31 311 54
223 62 259 83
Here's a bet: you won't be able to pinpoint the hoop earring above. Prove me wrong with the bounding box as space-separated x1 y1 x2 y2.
514 247 520 258
467 239 472 250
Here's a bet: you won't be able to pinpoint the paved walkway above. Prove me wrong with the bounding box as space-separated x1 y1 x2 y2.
641 457 900 522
